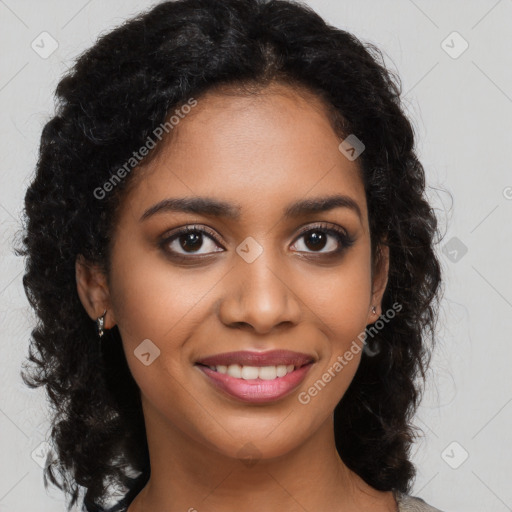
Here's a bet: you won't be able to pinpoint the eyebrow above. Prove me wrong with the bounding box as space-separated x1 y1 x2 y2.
139 194 362 222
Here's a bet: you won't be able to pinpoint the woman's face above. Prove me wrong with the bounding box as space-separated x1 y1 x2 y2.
95 84 388 460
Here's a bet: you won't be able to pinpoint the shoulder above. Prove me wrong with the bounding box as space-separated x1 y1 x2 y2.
394 489 446 512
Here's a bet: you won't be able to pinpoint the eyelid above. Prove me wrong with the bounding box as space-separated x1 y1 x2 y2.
293 221 350 240
161 224 224 245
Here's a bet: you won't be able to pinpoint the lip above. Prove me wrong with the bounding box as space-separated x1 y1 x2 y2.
196 362 314 403
195 350 315 367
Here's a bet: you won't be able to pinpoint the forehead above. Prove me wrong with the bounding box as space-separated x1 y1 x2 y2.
119 83 367 223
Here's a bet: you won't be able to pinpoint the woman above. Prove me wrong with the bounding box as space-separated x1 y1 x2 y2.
18 0 445 510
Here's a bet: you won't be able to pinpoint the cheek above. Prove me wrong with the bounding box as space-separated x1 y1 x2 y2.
108 239 226 392
109 238 210 343
296 277 369 422
305 250 373 344
298 249 372 404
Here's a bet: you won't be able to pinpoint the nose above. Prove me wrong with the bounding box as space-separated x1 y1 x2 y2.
217 248 302 335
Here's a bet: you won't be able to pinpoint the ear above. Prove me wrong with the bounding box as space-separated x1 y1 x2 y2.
75 254 116 329
368 243 390 323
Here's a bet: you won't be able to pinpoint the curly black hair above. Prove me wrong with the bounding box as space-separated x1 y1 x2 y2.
16 0 443 509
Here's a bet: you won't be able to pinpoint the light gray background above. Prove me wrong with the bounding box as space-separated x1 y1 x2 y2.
1 1 511 511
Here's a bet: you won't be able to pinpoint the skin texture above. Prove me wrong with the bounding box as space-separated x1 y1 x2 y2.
76 83 395 512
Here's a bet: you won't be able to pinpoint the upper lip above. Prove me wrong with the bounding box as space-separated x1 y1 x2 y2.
196 350 315 368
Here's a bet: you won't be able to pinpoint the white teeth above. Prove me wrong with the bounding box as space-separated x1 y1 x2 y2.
241 365 259 379
209 364 297 379
258 366 277 380
276 365 288 378
227 364 242 378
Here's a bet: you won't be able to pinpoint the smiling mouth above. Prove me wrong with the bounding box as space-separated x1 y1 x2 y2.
194 349 315 402
195 361 314 403
195 362 312 380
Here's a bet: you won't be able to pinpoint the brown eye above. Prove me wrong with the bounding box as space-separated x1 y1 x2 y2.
303 231 328 251
177 231 204 253
291 224 355 255
161 226 224 258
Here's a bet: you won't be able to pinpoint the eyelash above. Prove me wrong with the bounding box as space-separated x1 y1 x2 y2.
159 222 355 262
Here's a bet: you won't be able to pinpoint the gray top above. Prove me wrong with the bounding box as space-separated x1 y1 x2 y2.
395 489 445 511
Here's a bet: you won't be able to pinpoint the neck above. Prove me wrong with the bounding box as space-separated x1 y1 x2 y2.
128 400 397 512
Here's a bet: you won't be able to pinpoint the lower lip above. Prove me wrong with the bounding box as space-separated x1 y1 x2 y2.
196 363 313 403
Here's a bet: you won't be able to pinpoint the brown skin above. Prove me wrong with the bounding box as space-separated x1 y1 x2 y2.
76 83 395 512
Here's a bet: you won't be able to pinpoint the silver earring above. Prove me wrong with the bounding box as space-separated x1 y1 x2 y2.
96 309 107 338
371 305 376 315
